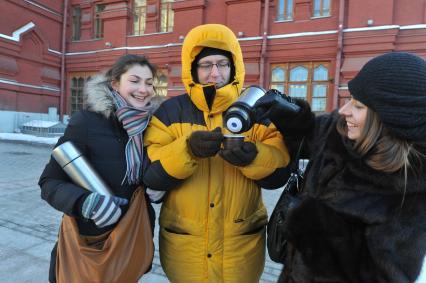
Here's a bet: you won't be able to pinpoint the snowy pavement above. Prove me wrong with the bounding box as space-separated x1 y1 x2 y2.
1 132 425 283
0 136 283 283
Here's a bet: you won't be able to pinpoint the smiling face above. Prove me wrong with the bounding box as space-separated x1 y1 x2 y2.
338 97 368 140
111 64 154 108
196 54 231 88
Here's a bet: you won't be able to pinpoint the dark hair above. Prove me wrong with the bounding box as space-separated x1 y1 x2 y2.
105 54 157 84
190 47 235 84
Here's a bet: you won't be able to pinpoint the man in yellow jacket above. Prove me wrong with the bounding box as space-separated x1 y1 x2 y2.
143 24 290 282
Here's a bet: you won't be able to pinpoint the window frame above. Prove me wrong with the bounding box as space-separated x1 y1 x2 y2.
68 72 95 115
93 4 106 39
154 69 169 97
269 62 330 112
71 6 81 41
276 0 293 21
312 0 331 18
133 0 147 35
160 0 174 33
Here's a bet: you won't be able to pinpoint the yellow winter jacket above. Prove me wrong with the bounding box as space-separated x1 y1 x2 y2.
143 24 290 283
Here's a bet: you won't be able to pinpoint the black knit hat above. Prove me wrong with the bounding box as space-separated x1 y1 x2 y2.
191 47 235 84
348 52 426 141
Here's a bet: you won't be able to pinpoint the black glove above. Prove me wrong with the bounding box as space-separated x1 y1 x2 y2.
219 142 258 166
254 89 301 122
81 192 128 228
188 127 224 158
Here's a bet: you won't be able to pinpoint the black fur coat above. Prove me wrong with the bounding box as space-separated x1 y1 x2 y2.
276 100 426 283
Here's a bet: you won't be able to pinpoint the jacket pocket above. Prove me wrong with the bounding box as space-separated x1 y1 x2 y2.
164 227 190 235
225 206 268 236
242 225 265 235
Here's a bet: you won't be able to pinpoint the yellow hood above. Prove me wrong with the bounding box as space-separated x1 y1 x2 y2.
181 24 245 114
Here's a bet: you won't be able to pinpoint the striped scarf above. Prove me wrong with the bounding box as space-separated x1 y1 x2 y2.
109 89 153 185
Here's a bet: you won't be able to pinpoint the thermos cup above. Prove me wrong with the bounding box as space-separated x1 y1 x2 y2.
52 141 113 196
223 134 245 150
224 85 266 134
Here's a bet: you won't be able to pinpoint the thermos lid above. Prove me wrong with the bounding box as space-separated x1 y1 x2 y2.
226 117 243 133
52 141 82 168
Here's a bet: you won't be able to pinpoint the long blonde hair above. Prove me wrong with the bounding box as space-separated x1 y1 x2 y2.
337 108 418 174
336 108 426 207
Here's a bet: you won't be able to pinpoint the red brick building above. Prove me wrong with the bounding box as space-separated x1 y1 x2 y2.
1 0 426 131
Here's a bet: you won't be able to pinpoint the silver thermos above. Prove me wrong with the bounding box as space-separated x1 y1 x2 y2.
224 85 266 134
52 141 113 196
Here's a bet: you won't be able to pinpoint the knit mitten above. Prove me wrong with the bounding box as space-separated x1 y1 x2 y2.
81 193 128 228
219 142 258 166
188 127 224 158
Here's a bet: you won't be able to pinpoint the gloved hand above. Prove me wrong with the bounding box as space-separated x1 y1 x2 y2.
81 192 128 228
219 142 258 166
254 89 301 122
146 188 166 203
188 127 224 158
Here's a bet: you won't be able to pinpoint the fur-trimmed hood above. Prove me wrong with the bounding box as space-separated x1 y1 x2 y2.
84 74 165 118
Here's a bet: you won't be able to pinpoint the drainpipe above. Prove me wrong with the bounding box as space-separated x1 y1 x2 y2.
259 0 270 88
60 0 69 119
332 0 345 110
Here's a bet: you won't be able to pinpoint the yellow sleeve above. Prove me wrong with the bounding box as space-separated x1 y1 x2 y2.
144 116 198 180
239 123 290 180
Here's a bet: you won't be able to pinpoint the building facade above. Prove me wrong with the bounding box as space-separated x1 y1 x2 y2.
1 0 426 131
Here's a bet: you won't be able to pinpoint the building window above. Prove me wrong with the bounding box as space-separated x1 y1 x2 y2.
69 74 94 115
270 62 329 112
94 4 106 39
72 6 81 41
133 0 147 35
70 77 85 115
160 0 174 32
289 66 309 102
312 64 328 111
155 69 168 97
313 0 330 17
276 0 293 21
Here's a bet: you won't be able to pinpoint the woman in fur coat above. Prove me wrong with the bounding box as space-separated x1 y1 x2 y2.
39 54 164 283
255 52 426 282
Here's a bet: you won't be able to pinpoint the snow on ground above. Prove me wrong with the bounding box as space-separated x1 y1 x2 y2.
0 133 59 145
1 132 426 283
416 257 426 283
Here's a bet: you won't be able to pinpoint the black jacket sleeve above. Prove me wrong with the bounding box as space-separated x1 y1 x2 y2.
255 166 291 189
38 111 90 217
270 99 315 160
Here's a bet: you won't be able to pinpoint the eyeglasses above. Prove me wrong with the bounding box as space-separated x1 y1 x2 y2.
197 61 230 73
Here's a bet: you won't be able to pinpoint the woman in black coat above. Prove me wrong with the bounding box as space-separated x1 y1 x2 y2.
39 54 163 283
255 52 426 282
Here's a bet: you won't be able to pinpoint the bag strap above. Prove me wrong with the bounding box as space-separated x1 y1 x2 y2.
284 137 305 195
290 136 305 173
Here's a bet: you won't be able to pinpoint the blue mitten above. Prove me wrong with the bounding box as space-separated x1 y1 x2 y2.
81 193 128 228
